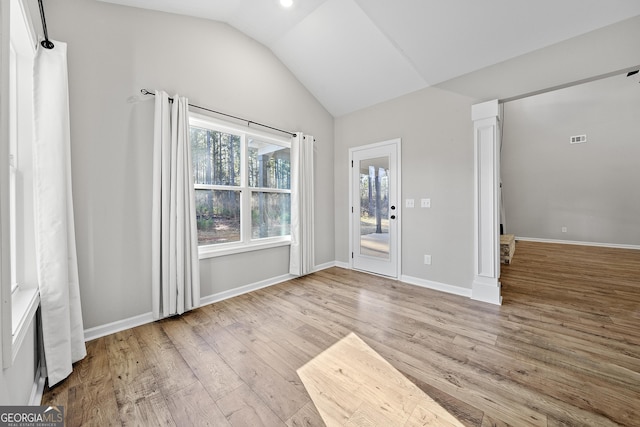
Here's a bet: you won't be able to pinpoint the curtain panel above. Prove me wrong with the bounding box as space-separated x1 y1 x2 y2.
33 40 86 386
151 91 200 319
289 133 315 276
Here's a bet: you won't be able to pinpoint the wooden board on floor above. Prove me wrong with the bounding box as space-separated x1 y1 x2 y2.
297 332 465 427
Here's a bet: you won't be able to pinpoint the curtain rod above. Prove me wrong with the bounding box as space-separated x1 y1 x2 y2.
37 0 54 49
140 89 296 137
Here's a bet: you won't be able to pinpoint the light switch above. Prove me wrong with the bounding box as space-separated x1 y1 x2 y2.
421 198 431 208
406 199 415 208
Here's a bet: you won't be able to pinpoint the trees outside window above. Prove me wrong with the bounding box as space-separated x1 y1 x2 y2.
190 115 291 252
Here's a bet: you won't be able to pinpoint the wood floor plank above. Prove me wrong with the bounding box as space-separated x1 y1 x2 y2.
201 325 311 421
224 320 312 390
286 401 325 427
133 321 197 396
160 317 244 401
164 381 231 426
216 383 287 427
401 372 483 427
103 330 172 426
65 381 121 427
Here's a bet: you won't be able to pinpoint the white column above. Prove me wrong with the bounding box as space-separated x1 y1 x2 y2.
471 100 502 305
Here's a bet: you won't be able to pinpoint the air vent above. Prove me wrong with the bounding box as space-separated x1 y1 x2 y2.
570 135 587 144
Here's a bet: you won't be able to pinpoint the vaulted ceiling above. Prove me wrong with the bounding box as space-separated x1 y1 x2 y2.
99 0 640 116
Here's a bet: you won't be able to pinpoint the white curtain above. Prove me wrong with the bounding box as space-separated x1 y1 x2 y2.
289 133 315 276
151 91 200 319
33 41 86 386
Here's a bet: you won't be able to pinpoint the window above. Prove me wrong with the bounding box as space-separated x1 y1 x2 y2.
190 114 291 257
2 0 40 368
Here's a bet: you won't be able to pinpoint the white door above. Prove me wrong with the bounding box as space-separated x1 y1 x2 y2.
350 140 400 278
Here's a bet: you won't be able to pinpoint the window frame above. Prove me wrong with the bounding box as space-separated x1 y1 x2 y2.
189 112 292 259
2 0 40 369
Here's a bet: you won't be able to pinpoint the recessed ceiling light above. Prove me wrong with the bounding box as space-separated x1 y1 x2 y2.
280 0 293 8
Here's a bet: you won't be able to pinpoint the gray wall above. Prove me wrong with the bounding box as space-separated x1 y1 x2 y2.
334 15 640 292
44 0 335 329
501 75 640 245
335 87 476 290
29 1 640 330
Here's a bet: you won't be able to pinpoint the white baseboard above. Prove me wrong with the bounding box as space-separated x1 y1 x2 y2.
334 261 350 269
84 312 154 342
82 260 480 341
471 276 503 305
400 274 472 298
84 273 296 341
199 273 295 307
313 261 338 272
516 236 640 250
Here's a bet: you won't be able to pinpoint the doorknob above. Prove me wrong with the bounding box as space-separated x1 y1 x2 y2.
391 215 396 219
390 205 396 210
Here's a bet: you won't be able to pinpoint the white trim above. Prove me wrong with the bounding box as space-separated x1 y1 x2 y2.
400 274 472 298
190 112 291 146
335 261 350 269
81 260 495 342
348 138 402 279
84 273 296 341
190 112 293 259
471 100 499 121
2 0 38 370
11 287 39 362
199 239 291 259
472 100 502 306
312 260 337 272
29 361 46 406
199 273 295 306
471 280 503 305
83 312 154 342
515 236 640 251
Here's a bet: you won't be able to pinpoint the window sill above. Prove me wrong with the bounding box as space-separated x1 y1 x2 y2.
11 286 39 362
199 238 291 259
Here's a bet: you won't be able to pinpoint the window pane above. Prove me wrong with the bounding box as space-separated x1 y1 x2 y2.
248 138 290 189
191 126 241 186
251 192 291 239
195 189 241 245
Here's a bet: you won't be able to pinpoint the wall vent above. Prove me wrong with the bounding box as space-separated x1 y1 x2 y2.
570 135 587 144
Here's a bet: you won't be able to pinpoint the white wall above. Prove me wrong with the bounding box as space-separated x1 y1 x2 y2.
502 74 640 245
43 0 335 329
335 87 476 290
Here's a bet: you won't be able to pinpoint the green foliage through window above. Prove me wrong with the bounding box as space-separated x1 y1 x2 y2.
190 117 291 248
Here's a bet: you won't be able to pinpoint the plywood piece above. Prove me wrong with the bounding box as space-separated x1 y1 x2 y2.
297 333 465 427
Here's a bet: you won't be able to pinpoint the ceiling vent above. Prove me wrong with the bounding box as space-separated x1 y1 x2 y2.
570 135 587 144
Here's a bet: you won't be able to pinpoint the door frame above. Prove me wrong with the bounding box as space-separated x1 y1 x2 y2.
348 139 401 279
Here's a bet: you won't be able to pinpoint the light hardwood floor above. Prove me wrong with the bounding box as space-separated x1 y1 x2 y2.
42 241 640 426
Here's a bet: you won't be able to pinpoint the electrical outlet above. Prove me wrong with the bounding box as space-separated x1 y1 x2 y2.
421 198 431 208
406 199 415 208
561 226 567 233
424 254 432 265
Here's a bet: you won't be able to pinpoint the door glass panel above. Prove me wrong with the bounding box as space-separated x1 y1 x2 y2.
359 156 390 259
